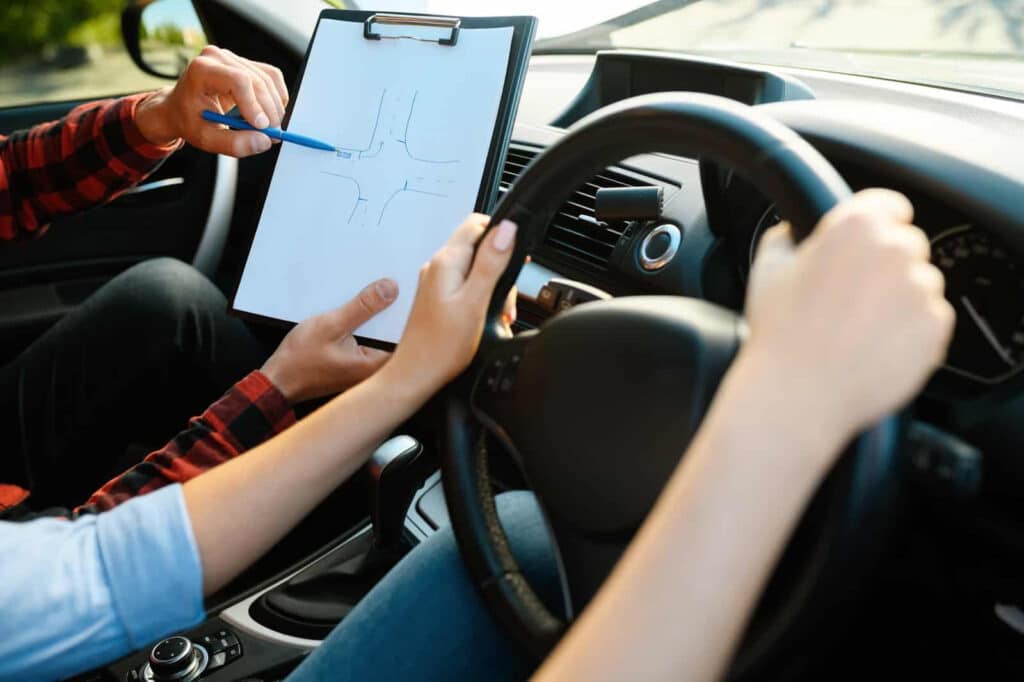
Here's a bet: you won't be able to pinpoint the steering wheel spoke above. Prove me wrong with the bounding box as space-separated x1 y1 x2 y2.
469 331 538 465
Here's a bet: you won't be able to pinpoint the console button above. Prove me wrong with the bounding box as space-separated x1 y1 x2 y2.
498 355 520 393
537 285 559 311
207 652 227 671
482 360 504 392
644 231 673 261
199 634 224 653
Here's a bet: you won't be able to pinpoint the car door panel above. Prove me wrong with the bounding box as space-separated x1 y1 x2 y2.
0 98 228 363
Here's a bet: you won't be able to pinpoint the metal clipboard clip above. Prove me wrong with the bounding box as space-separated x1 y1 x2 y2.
363 14 461 46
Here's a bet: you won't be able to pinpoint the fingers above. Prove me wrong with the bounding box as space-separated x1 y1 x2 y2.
818 188 915 236
885 223 931 262
465 219 517 304
429 213 489 294
254 62 289 109
197 126 272 157
193 46 288 130
911 260 946 297
193 56 268 129
501 286 518 327
754 222 794 261
219 48 285 127
445 213 490 259
750 221 796 285
930 297 957 363
903 261 955 372
325 278 399 336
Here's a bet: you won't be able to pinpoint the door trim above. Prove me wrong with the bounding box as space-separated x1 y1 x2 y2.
192 154 238 277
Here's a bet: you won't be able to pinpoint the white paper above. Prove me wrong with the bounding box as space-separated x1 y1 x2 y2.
234 20 514 343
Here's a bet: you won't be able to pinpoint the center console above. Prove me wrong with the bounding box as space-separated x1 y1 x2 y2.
98 438 450 682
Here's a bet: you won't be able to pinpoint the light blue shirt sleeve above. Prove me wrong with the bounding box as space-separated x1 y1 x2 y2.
0 484 205 682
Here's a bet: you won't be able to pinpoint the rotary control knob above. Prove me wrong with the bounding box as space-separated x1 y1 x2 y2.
143 636 208 681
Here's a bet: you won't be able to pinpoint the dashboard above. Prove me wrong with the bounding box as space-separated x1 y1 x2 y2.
507 50 1024 406
499 63 1024 639
724 161 1024 391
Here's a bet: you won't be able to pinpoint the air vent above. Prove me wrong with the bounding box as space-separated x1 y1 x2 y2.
499 143 667 272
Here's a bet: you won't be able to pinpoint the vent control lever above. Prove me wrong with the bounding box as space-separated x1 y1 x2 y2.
594 186 663 222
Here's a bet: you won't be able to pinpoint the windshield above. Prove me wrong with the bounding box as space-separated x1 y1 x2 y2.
376 1 1024 100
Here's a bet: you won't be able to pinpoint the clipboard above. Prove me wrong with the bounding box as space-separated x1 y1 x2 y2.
229 10 537 350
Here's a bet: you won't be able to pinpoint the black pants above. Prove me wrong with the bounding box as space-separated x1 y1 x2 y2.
0 258 268 511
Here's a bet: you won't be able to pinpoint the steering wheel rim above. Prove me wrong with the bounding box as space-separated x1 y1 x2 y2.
441 93 902 678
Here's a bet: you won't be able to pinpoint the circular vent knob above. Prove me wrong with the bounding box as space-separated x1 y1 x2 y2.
639 224 681 271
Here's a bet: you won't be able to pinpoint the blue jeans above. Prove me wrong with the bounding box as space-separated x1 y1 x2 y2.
287 491 561 682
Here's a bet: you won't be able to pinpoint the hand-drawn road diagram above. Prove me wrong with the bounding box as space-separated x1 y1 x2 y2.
234 19 514 344
319 89 460 227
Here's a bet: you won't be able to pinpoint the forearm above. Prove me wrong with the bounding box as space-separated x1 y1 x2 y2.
0 93 179 240
0 486 203 680
535 352 842 682
75 371 295 516
184 366 427 594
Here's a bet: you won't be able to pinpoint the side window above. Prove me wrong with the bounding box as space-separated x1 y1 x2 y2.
0 0 208 110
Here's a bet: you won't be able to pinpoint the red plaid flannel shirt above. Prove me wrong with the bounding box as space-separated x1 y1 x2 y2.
0 93 181 241
0 93 296 515
73 371 295 517
0 370 295 518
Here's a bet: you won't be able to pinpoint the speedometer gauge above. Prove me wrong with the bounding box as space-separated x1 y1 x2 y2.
932 224 1024 384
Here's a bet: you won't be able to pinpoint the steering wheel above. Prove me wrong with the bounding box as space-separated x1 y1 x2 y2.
441 93 902 678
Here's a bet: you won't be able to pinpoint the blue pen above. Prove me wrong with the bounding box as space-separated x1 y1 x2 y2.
201 110 338 152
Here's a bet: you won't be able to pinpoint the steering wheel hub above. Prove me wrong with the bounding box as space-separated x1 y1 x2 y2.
475 297 741 537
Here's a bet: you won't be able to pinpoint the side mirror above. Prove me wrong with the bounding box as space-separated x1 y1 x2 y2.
122 0 209 79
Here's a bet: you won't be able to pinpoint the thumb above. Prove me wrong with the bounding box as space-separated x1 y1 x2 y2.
464 219 517 304
324 278 399 337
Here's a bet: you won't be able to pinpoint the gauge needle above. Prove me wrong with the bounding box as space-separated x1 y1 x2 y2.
960 295 1016 367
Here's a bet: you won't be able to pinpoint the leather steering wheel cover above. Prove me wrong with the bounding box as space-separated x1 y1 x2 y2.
442 398 566 657
442 93 896 673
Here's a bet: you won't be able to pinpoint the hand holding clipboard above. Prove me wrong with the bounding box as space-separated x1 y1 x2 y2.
231 11 536 348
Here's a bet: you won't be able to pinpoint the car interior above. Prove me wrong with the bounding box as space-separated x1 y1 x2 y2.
3 0 1024 680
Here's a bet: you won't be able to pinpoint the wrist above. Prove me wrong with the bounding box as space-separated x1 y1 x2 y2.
260 357 300 405
373 357 438 412
134 88 180 146
713 347 852 475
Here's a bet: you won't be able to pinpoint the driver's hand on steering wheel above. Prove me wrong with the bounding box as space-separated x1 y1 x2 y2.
741 188 955 471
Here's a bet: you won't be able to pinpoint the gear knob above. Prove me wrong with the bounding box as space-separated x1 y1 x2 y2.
367 435 430 548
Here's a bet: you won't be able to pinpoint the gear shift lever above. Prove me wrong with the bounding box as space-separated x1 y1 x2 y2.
252 436 434 638
368 435 429 548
